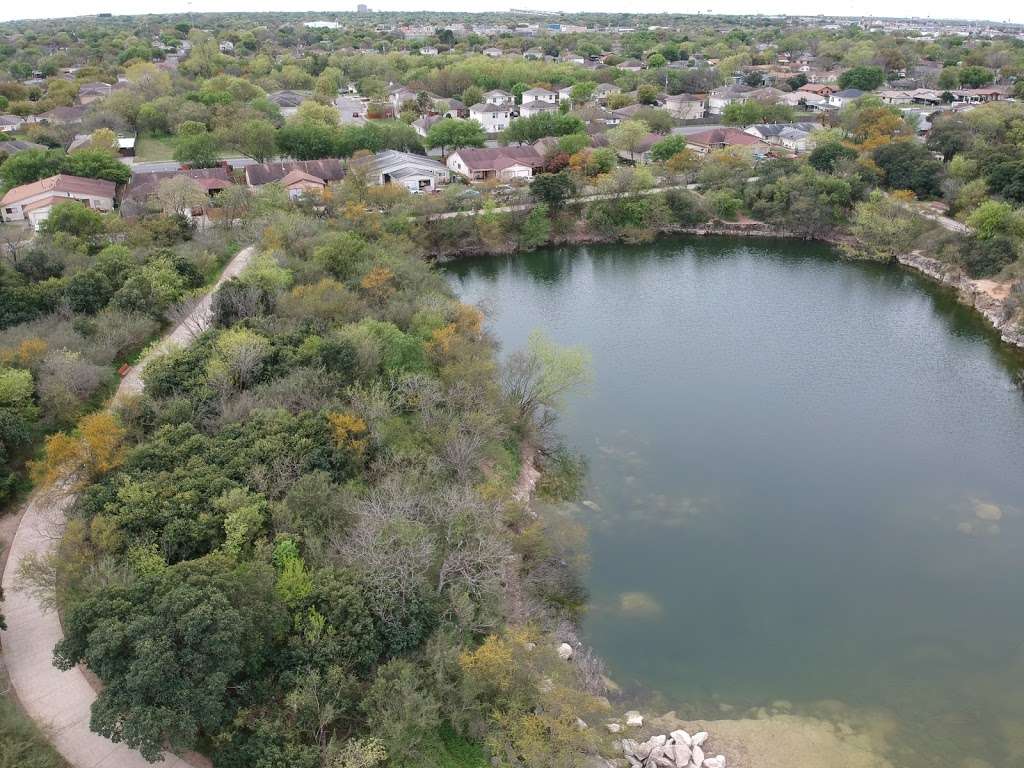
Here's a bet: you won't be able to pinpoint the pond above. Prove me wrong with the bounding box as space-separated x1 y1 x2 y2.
445 237 1024 768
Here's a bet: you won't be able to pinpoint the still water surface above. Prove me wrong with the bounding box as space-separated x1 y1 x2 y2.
445 237 1024 768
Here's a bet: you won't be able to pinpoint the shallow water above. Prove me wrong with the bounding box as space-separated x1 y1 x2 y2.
445 237 1024 768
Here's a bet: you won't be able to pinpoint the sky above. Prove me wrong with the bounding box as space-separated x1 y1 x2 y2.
0 0 1021 26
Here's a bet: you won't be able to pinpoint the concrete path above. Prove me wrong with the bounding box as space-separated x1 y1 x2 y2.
1 246 255 768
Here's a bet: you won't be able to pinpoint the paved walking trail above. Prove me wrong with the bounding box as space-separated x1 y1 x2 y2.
1 246 255 768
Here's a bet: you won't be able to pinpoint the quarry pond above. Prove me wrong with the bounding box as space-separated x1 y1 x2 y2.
446 236 1024 768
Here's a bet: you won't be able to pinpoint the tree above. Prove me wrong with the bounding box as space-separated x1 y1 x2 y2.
174 132 221 168
838 66 885 92
637 84 660 105
530 172 574 212
62 149 132 185
518 204 551 250
808 140 857 173
54 558 286 761
424 118 486 157
607 119 650 163
362 659 440 768
650 135 688 163
872 141 944 198
277 121 337 160
227 119 278 162
156 175 208 217
501 113 585 145
41 201 106 243
569 81 595 104
632 107 674 134
848 190 927 260
957 66 993 89
0 148 63 187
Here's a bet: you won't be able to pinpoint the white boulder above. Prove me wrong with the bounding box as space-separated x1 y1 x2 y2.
670 730 692 746
703 756 726 768
576 717 589 731
669 743 691 768
690 745 704 767
691 732 708 748
625 710 644 727
558 642 574 660
606 722 623 734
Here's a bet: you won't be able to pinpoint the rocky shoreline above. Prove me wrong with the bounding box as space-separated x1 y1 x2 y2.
896 250 1024 349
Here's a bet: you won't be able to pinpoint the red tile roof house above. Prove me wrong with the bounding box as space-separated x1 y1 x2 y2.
1 174 116 229
684 127 770 155
446 146 545 180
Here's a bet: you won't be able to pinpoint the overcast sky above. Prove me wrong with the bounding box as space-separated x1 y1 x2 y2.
1 1 1020 26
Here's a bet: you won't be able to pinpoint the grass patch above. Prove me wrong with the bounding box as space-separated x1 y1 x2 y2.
431 725 489 768
0 696 67 768
133 134 177 162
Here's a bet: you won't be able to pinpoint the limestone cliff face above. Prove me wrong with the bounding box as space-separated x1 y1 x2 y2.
897 251 1024 349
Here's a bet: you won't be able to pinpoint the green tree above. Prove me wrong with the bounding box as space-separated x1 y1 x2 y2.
362 659 441 768
40 201 106 242
501 113 585 145
607 119 650 163
957 66 993 89
277 121 338 160
650 135 688 163
425 118 486 157
872 141 944 198
838 66 885 91
62 149 132 185
808 141 858 173
530 172 574 211
0 148 63 187
227 119 278 162
174 132 221 168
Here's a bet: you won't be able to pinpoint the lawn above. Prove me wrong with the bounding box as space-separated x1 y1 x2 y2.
133 134 177 162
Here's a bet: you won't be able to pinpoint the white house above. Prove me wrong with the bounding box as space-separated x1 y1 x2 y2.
522 87 557 104
420 46 439 56
828 88 865 108
0 115 24 132
484 89 513 106
0 174 116 229
469 102 514 133
663 94 706 120
348 150 451 193
519 100 559 118
482 47 503 58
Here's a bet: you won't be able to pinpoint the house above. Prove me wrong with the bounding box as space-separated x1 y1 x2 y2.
523 48 544 60
522 88 557 104
828 89 864 108
76 81 113 105
595 131 661 164
780 91 827 110
617 59 644 72
0 174 116 228
663 94 706 120
432 97 467 118
245 159 346 188
519 100 559 118
469 102 514 133
413 114 443 138
420 46 439 56
798 82 835 97
268 90 313 118
594 83 621 103
573 104 621 129
877 89 915 105
388 86 420 111
684 127 769 155
0 115 24 132
0 139 47 155
348 150 450 192
280 169 328 199
30 105 87 125
122 167 233 216
557 85 575 103
482 47 503 58
708 84 753 115
484 89 513 106
953 88 1002 104
447 146 544 180
743 122 820 152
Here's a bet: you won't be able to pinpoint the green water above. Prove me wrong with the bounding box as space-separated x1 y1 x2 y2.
446 237 1024 768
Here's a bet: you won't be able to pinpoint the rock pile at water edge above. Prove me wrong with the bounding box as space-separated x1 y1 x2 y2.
621 728 725 768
